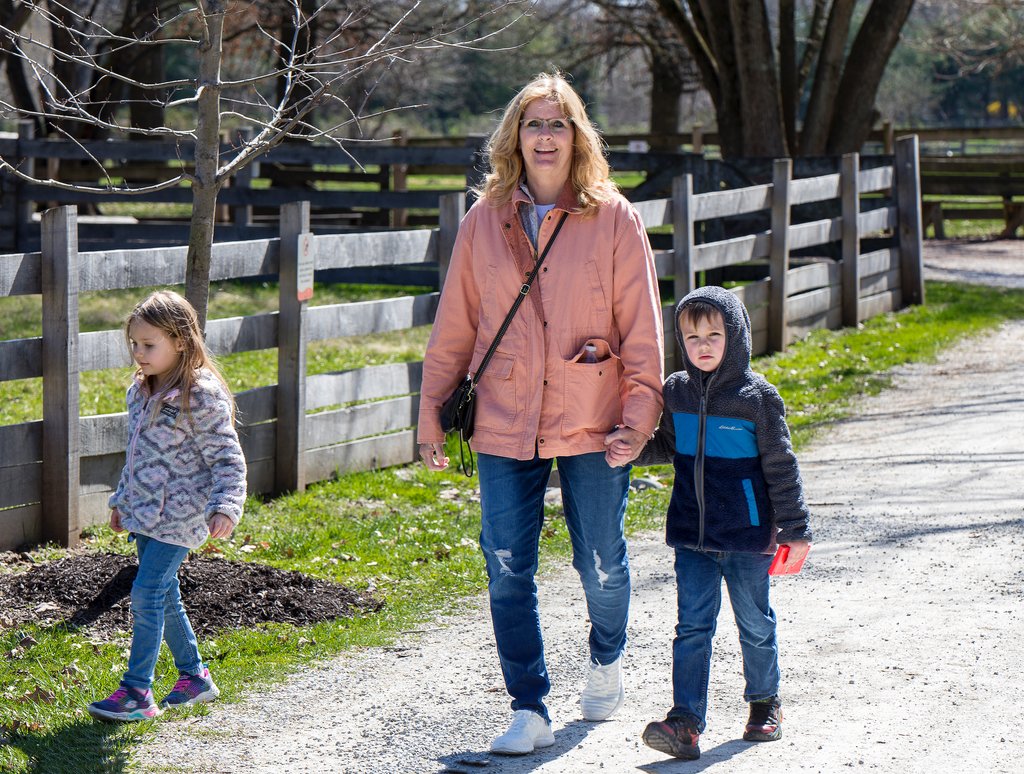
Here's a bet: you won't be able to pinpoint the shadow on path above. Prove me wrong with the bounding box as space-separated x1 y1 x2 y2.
436 720 594 773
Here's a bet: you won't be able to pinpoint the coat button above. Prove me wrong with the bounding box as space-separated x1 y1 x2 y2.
504 222 511 229
539 438 545 444
543 380 548 386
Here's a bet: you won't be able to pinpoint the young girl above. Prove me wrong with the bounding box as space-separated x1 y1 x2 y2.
88 290 247 722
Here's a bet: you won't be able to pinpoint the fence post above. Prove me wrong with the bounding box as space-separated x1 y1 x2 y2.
671 174 695 371
895 135 925 306
464 135 487 200
882 121 895 155
391 130 408 229
15 120 35 252
232 127 256 228
691 123 704 154
438 192 465 290
276 201 312 494
768 158 792 353
41 206 81 547
841 152 861 328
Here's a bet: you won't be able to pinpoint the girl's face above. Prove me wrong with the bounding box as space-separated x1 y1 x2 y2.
128 318 183 389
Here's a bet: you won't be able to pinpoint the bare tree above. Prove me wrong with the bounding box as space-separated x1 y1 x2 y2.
648 0 916 158
0 0 528 327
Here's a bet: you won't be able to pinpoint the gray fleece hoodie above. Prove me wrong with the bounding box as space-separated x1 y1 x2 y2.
636 285 812 552
108 368 247 550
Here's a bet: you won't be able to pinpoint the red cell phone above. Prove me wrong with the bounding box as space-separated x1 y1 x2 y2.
768 543 810 576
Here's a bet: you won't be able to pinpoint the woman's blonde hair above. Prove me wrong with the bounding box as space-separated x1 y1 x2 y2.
476 71 617 216
125 290 235 423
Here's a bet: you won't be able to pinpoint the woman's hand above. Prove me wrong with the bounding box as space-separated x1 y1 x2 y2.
419 442 450 471
208 513 235 539
603 425 647 467
109 508 124 533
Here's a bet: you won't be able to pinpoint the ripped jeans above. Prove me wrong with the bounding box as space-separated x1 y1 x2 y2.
477 451 632 721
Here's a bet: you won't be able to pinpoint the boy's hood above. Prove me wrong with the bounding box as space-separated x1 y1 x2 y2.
674 285 752 386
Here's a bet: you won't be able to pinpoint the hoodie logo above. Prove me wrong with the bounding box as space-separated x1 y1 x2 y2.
717 423 743 431
160 404 180 419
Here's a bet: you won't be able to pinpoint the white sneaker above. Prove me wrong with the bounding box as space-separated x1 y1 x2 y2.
580 656 624 721
490 709 555 755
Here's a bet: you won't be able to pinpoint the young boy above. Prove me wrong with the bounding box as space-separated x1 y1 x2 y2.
635 285 812 760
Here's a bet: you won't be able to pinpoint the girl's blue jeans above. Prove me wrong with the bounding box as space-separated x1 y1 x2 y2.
670 547 780 731
123 533 204 691
477 451 632 722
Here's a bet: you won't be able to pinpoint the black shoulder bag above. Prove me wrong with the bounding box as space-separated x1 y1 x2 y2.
440 211 569 476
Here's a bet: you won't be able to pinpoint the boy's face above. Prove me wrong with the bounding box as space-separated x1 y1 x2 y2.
680 309 726 373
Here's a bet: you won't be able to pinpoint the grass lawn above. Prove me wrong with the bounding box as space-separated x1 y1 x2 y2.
1 281 1024 772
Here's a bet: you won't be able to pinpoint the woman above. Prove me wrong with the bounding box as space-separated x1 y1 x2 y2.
418 72 664 755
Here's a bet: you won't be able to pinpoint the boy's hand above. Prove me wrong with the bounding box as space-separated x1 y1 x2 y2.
419 442 449 471
109 508 124 532
603 425 647 467
208 513 235 539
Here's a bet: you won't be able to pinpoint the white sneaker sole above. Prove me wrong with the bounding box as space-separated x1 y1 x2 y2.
160 684 220 709
87 703 162 722
491 732 555 755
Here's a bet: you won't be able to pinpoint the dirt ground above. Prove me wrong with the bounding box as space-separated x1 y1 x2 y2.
0 552 381 639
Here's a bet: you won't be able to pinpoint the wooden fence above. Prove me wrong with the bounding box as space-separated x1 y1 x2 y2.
0 136 923 550
0 123 720 254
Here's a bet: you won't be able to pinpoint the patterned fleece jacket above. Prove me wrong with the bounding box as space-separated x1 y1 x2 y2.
108 368 247 549
636 285 812 553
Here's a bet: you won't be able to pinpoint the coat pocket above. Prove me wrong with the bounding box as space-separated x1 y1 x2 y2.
742 478 760 526
561 338 623 435
472 350 517 432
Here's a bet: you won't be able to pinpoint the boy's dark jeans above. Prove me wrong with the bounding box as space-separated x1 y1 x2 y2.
669 547 779 730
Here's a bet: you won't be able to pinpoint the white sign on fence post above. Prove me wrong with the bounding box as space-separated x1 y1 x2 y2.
297 232 314 302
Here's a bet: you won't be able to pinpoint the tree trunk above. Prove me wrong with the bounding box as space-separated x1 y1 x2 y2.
0 0 41 133
825 0 916 154
728 0 786 157
649 47 683 151
779 0 797 155
276 0 319 134
694 1 744 158
185 0 226 332
799 0 855 156
126 1 167 131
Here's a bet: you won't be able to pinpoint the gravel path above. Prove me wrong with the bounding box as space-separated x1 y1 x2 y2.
139 244 1024 773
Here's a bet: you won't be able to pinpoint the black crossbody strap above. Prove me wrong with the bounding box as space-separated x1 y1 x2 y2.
470 211 569 387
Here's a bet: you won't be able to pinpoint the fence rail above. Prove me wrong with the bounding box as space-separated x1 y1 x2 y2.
0 137 923 550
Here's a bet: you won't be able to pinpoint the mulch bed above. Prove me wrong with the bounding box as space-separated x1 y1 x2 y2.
0 551 382 640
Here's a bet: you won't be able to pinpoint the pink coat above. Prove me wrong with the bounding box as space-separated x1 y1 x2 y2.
417 183 664 460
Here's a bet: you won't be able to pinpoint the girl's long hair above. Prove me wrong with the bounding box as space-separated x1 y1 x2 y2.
476 71 617 216
125 290 235 423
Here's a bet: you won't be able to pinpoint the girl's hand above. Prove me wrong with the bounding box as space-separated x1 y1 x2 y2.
208 513 235 539
419 442 449 471
109 508 124 532
603 425 647 467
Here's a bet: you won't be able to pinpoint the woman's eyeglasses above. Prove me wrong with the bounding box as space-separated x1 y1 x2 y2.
519 117 573 134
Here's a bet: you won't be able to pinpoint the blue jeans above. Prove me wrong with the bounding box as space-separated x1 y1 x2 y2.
477 451 632 721
123 534 204 691
670 547 779 731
